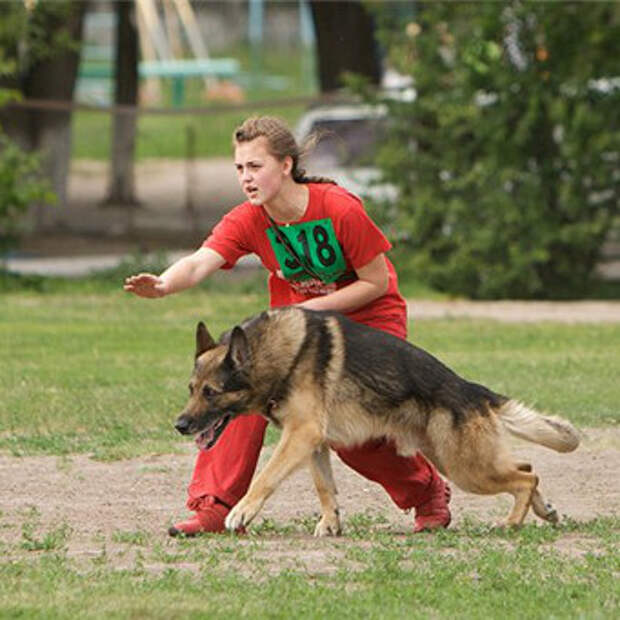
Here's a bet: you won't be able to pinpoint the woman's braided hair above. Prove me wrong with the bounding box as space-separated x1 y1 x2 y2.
233 116 336 185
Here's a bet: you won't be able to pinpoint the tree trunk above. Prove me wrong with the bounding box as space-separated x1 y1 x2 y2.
0 2 86 229
104 0 139 207
309 1 382 93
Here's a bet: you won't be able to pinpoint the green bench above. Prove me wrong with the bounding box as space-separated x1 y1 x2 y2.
79 57 241 107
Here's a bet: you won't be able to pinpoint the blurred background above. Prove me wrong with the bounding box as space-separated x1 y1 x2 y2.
1 0 618 299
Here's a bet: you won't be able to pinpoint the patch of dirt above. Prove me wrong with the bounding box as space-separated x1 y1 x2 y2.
0 429 618 573
21 158 245 256
408 300 620 323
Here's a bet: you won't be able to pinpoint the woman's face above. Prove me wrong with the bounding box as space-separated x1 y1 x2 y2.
234 136 292 206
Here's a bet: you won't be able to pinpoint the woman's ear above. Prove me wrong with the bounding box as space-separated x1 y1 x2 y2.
282 155 293 177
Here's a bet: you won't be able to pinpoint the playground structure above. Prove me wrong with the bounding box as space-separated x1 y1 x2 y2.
77 0 315 107
78 0 241 106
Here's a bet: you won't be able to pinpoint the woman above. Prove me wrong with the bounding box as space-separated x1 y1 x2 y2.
124 116 450 536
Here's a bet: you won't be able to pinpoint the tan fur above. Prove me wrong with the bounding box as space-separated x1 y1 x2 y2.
176 307 578 534
498 401 580 452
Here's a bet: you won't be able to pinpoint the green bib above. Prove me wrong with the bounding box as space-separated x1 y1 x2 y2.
266 219 347 283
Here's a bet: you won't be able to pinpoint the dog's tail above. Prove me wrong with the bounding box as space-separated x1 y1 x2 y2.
497 400 580 453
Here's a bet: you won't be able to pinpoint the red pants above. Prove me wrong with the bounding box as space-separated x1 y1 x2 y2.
187 413 441 511
186 316 441 512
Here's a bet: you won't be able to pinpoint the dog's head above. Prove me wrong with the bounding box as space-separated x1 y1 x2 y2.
174 321 253 449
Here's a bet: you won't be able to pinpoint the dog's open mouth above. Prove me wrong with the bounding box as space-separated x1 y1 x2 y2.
194 414 231 450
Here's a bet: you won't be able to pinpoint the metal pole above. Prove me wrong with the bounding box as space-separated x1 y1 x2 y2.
248 0 263 89
185 123 196 217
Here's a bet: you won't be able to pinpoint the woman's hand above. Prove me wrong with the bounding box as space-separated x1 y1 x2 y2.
124 273 167 298
297 254 389 313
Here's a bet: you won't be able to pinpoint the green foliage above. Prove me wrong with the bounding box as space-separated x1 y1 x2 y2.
371 3 620 299
0 3 25 105
20 2 81 67
0 132 56 258
0 3 79 257
0 1 79 88
0 3 26 75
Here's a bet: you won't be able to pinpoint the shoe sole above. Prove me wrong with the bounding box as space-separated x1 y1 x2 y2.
168 525 197 537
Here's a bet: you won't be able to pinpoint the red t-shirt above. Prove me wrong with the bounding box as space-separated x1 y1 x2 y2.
203 183 407 338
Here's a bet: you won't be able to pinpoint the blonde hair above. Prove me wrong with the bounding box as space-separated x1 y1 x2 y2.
233 116 336 185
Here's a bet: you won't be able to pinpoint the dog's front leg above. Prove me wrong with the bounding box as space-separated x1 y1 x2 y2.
310 444 341 537
225 421 322 531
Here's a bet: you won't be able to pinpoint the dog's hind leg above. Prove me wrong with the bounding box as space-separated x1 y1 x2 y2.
449 464 539 527
515 463 558 523
530 489 559 524
494 469 539 527
310 444 342 537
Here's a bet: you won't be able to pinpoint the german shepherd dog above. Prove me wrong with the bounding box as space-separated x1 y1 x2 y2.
174 307 579 535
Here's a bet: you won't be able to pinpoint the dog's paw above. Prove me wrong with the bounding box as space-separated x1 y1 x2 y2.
313 511 342 538
541 502 559 525
225 498 261 532
493 519 522 530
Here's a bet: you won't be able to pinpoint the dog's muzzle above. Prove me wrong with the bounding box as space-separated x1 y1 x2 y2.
174 412 232 450
174 415 193 435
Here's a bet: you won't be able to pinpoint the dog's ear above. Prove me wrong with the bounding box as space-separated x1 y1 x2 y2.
225 326 250 370
195 322 217 358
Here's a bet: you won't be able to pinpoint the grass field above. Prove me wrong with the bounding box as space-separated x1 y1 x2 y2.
72 45 317 161
1 280 619 459
71 103 309 161
1 517 617 619
1 278 618 618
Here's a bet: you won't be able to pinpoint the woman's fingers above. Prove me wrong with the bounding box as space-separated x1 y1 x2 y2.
123 273 164 297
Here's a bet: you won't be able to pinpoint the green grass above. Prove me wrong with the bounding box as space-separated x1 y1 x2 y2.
0 516 617 619
1 274 619 618
0 275 618 460
72 44 317 160
0 282 268 460
72 104 308 161
411 319 620 426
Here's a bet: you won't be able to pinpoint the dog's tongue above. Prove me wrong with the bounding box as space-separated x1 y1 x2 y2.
195 428 214 450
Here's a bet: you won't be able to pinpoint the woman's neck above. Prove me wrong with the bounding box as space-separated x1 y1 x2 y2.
264 180 309 223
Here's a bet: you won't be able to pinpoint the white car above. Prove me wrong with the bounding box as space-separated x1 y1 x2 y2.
294 103 397 202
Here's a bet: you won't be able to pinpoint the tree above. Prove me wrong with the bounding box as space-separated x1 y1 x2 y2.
309 0 381 92
371 2 620 299
0 1 86 226
0 133 55 261
104 0 139 207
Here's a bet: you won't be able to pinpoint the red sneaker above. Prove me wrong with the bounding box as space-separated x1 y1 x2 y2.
168 496 240 537
413 476 451 533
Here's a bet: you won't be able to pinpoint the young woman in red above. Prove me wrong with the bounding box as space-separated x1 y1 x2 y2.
124 116 450 536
